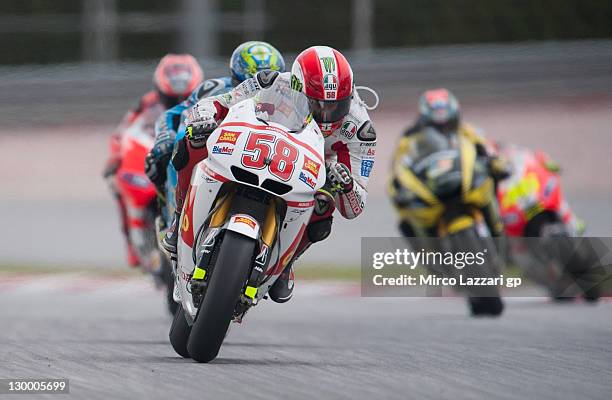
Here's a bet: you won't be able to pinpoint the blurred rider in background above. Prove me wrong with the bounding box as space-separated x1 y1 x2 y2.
389 88 509 238
104 54 203 266
167 45 378 303
144 41 286 203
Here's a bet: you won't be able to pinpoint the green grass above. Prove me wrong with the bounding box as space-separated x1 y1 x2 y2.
0 262 360 281
295 264 360 281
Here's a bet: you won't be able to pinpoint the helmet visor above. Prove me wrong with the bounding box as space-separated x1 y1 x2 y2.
308 96 352 123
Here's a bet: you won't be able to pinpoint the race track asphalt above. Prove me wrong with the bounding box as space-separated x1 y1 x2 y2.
1 277 611 400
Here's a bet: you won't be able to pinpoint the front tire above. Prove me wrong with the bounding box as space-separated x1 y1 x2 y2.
447 226 504 317
187 230 256 363
469 296 504 316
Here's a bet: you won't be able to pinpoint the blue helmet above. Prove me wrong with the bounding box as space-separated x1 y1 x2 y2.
229 41 285 84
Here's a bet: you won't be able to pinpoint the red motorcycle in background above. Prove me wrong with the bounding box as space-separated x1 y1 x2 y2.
496 143 599 301
110 106 176 314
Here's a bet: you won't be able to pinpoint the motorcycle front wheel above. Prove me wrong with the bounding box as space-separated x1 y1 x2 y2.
187 230 256 363
447 226 505 317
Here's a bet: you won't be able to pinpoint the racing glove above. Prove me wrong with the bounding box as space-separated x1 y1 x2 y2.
326 161 353 194
144 136 173 189
487 156 512 181
185 103 218 143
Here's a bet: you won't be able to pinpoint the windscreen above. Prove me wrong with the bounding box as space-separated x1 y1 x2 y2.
401 128 455 171
253 75 311 132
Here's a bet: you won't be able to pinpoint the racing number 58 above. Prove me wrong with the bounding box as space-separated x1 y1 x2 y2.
241 132 298 181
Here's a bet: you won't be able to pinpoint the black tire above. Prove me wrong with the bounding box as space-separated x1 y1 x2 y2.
469 296 504 316
447 226 504 317
187 230 256 363
159 256 178 316
169 306 192 358
541 229 601 303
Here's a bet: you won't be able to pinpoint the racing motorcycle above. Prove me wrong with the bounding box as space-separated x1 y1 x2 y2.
169 76 326 362
389 128 504 316
114 107 176 314
496 144 599 301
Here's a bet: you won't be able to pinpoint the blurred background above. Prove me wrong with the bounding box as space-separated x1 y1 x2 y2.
1 0 612 269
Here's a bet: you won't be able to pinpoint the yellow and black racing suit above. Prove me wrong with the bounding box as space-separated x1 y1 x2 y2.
388 121 508 238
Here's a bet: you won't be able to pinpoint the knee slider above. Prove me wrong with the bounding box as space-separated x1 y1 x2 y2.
306 217 333 243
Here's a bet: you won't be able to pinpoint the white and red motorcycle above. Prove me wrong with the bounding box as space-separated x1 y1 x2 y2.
169 77 326 362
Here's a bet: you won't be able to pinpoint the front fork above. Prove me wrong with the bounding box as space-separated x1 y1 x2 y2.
187 189 280 312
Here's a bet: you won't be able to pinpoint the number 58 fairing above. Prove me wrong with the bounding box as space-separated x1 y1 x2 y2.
169 76 326 362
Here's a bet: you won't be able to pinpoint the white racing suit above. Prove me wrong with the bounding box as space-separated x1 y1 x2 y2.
173 71 377 262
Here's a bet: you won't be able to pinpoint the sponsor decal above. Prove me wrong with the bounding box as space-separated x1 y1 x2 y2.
340 121 357 139
233 215 258 230
212 145 234 155
302 155 321 177
299 171 316 189
287 207 308 222
361 159 374 177
290 74 303 92
200 229 218 255
363 147 376 157
346 191 363 215
359 141 376 147
323 74 338 92
321 56 336 73
216 130 241 145
255 244 269 267
357 121 377 142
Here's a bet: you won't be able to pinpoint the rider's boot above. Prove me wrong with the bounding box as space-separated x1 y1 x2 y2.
269 190 336 304
269 262 295 303
162 211 181 254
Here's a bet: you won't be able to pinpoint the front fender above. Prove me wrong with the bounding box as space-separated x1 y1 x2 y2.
226 214 261 240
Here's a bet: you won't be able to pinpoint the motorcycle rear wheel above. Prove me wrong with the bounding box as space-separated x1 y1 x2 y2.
169 306 192 358
159 255 179 315
187 230 255 363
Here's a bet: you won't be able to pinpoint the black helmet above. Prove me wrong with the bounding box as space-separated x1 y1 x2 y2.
418 88 460 133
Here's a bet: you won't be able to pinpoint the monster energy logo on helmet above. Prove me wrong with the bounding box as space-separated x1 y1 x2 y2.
321 56 335 73
291 74 303 92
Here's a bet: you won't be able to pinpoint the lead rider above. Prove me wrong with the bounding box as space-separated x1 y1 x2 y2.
164 46 378 303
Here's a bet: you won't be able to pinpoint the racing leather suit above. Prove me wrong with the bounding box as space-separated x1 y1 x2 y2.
147 77 233 192
106 90 161 176
104 90 165 265
173 71 377 254
389 121 507 237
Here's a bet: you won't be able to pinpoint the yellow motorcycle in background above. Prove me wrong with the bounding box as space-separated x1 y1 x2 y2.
389 128 505 316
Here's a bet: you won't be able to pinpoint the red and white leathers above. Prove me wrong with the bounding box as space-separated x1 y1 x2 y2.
105 92 165 266
106 91 162 174
174 71 377 222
